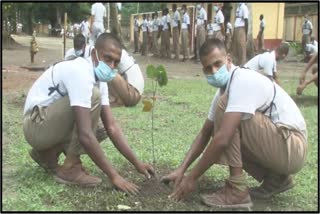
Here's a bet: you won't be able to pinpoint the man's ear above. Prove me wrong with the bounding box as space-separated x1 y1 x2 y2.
226 53 233 64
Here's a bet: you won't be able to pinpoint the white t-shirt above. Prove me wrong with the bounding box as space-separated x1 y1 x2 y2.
134 18 140 32
91 3 106 23
197 7 207 26
207 23 214 35
80 20 90 37
234 3 249 28
226 22 232 34
117 49 144 95
306 40 318 54
302 20 313 35
162 15 171 30
244 51 277 77
181 13 190 29
141 19 148 32
207 67 307 139
64 45 94 60
260 19 265 32
213 10 224 31
172 10 181 28
24 57 109 115
153 18 160 32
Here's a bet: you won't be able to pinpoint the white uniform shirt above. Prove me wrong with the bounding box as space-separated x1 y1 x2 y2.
306 40 318 54
153 18 160 32
207 67 307 139
212 10 224 31
162 15 171 30
148 20 153 32
234 3 249 28
24 57 109 115
196 7 207 26
65 45 95 60
260 19 265 32
245 51 277 77
91 3 106 23
134 18 140 32
181 12 190 30
80 21 90 37
141 19 148 32
117 49 144 95
207 23 214 35
302 20 313 35
172 10 181 28
226 22 232 34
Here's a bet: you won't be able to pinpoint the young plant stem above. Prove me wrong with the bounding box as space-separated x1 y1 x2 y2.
151 80 158 167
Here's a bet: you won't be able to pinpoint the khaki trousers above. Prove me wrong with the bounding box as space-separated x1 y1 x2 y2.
134 31 139 52
142 31 148 55
232 27 247 66
214 94 307 182
213 30 224 41
225 33 232 53
181 29 190 59
302 34 310 53
173 27 180 60
257 32 264 53
196 25 206 60
108 74 141 107
152 31 159 56
161 30 171 58
23 87 101 156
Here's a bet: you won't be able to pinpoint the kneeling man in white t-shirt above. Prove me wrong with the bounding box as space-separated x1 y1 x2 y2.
23 33 154 191
162 38 307 209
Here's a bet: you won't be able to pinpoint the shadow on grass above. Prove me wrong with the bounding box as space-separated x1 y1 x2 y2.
292 95 318 107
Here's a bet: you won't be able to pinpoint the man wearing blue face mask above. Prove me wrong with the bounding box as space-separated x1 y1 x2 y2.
23 33 154 194
65 34 94 60
162 38 307 209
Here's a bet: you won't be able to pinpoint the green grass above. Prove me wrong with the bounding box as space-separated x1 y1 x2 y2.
2 77 318 211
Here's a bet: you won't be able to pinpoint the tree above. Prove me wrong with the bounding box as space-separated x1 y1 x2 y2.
246 3 255 59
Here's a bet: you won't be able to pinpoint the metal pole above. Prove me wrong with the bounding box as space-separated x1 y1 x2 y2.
63 12 67 58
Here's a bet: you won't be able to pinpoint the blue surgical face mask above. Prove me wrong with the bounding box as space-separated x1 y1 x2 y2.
197 4 201 10
75 49 84 57
94 50 116 82
213 6 219 12
206 64 230 88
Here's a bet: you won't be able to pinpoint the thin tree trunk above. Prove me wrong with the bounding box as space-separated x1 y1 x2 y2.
109 3 123 45
246 3 255 59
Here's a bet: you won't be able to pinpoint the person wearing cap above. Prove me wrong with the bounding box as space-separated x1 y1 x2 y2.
244 42 290 85
161 38 307 208
232 2 249 65
23 33 154 192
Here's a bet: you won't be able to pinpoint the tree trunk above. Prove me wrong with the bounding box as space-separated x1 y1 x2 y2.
246 3 255 59
108 3 123 45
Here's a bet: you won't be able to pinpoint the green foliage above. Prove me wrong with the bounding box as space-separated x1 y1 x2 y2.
289 42 303 55
121 3 167 23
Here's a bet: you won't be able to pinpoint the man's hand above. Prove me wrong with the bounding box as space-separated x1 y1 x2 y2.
168 175 196 201
161 168 184 187
299 73 306 85
111 174 140 195
297 83 306 95
136 162 155 179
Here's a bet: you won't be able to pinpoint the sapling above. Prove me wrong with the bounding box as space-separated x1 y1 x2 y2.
143 64 168 169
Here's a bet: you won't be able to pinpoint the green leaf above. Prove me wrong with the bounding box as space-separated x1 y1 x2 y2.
156 65 168 87
146 65 157 79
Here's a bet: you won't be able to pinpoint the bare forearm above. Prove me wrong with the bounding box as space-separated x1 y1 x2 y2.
305 73 318 87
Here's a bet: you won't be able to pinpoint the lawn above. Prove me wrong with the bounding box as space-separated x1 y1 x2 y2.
2 77 318 211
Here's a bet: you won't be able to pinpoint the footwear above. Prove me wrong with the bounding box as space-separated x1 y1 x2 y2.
29 149 58 174
201 180 253 209
53 163 102 187
249 174 294 200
